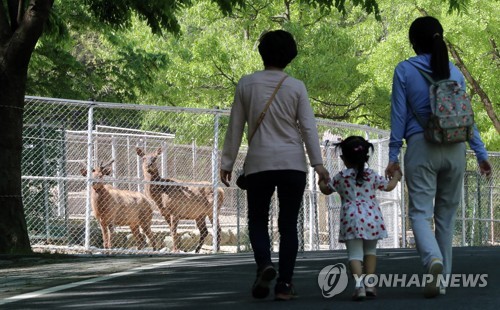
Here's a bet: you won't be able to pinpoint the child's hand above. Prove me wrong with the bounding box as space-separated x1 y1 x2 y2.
393 169 402 181
319 179 333 195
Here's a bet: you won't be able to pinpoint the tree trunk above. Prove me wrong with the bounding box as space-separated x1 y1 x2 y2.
0 0 53 254
0 84 32 254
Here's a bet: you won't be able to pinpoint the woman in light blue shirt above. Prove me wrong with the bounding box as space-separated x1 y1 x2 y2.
385 16 492 298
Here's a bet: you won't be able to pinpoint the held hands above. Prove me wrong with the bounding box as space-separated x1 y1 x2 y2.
314 164 333 195
318 179 333 195
392 169 403 182
314 164 330 184
385 162 403 181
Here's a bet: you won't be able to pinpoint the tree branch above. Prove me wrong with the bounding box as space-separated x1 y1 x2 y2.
302 12 329 28
446 39 500 134
311 95 367 121
0 2 12 42
7 0 53 71
489 38 499 63
213 61 237 86
6 0 16 30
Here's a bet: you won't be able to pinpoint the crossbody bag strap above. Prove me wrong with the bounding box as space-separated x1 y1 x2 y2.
248 75 288 144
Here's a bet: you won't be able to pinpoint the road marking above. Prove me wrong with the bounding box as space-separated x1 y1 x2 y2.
0 255 206 306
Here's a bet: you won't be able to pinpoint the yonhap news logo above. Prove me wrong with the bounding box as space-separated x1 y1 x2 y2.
317 263 349 298
317 263 488 298
352 273 488 289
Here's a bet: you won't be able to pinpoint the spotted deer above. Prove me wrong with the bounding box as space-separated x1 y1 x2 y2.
81 160 158 250
136 147 223 253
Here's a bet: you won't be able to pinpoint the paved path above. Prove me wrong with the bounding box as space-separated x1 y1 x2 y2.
0 246 498 309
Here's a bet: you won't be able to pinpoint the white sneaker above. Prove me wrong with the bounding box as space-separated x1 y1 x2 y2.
440 286 446 295
352 286 366 301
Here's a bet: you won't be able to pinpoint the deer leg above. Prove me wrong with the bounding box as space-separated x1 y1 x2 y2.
195 216 208 253
101 222 111 249
156 207 173 250
130 224 146 250
141 222 157 250
170 215 180 253
97 218 111 249
140 208 157 250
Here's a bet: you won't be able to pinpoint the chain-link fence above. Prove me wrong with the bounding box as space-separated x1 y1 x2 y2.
456 153 499 246
21 96 498 255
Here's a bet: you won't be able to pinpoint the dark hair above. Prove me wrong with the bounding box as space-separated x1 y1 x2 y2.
335 136 374 185
258 30 298 69
409 16 450 80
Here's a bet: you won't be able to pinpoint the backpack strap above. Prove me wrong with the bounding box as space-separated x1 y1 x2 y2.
404 61 430 129
414 67 438 86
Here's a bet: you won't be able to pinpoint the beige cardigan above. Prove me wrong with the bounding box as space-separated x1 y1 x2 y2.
221 70 323 176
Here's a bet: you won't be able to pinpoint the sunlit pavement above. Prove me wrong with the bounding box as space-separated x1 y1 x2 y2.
0 246 498 309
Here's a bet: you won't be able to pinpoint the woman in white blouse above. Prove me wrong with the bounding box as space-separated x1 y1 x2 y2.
220 30 329 301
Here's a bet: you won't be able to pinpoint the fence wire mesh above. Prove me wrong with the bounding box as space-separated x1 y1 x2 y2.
21 96 498 255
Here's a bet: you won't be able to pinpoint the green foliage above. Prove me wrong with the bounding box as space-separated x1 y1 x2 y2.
26 0 499 150
355 0 499 149
300 0 381 20
81 0 245 34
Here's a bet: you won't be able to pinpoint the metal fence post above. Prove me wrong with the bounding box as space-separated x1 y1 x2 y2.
136 141 142 192
325 141 335 250
161 141 167 178
192 139 196 179
111 136 117 187
212 112 220 252
308 167 319 250
461 177 466 246
84 104 95 249
489 179 494 244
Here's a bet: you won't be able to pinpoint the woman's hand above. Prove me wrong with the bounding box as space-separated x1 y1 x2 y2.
479 160 492 178
314 164 330 184
385 162 402 180
220 169 232 187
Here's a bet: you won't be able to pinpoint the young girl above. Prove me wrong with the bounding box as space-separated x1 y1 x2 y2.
319 136 401 301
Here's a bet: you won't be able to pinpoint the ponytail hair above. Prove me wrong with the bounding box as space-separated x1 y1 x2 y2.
409 16 450 80
334 136 374 185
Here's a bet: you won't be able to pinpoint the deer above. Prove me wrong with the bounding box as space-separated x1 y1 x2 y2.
136 147 224 253
81 160 158 250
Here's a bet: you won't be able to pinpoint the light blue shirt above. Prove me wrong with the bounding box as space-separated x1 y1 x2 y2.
389 54 488 163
